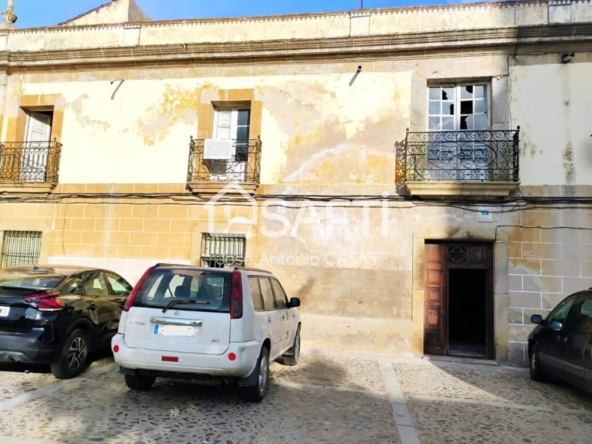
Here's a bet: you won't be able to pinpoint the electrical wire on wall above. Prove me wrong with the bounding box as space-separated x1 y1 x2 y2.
2 192 592 212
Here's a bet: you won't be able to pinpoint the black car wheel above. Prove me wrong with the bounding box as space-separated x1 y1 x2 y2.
280 328 300 367
529 344 546 382
50 329 89 379
239 346 270 402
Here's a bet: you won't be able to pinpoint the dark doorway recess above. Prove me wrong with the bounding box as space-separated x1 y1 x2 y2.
423 241 494 360
448 269 488 357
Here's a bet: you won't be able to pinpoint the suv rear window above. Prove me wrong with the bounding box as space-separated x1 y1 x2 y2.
135 268 231 313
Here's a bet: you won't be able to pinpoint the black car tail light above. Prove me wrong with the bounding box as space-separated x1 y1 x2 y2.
24 292 64 312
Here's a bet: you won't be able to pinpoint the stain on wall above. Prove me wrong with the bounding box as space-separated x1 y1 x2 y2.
563 142 576 184
70 94 110 131
138 85 201 146
259 73 409 184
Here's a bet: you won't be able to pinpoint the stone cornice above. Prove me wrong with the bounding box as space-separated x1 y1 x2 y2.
1 23 591 71
8 1 592 33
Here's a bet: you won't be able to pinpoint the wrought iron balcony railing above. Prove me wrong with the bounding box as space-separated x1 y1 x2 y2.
0 140 62 184
396 128 520 183
187 137 262 184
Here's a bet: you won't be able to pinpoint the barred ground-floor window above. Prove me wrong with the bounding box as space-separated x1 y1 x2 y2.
1 231 42 268
200 233 246 269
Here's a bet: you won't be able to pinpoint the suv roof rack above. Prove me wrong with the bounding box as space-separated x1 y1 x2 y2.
155 263 194 268
233 266 272 274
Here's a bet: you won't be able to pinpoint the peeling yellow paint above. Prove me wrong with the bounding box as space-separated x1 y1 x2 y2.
138 85 201 146
71 94 110 131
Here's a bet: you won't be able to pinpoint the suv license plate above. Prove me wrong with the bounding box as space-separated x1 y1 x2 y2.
0 307 9 317
154 324 199 337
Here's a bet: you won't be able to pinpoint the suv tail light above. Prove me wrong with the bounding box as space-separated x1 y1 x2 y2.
230 270 243 319
123 266 155 312
25 292 64 312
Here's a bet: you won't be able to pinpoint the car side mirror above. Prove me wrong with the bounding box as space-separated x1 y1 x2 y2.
289 298 301 308
549 320 563 331
530 314 543 325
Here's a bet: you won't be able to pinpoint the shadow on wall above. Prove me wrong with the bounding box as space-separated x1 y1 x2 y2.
296 277 315 310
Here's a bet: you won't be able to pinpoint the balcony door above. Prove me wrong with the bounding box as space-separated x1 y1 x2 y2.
21 111 53 182
210 108 250 182
427 84 490 181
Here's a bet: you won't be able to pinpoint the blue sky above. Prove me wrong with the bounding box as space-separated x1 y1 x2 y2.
15 0 480 28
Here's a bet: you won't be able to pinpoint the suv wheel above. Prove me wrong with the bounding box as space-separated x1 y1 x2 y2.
50 329 89 379
529 344 546 382
280 328 300 367
239 347 270 402
125 374 156 391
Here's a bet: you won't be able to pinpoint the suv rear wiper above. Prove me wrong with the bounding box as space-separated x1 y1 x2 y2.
162 299 210 313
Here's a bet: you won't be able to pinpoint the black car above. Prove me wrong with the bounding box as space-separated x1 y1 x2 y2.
528 288 592 392
0 265 132 379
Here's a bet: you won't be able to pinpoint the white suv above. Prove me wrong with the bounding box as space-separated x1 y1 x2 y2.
111 264 301 402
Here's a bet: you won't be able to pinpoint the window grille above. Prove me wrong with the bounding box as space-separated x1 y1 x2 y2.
200 234 246 269
1 231 42 268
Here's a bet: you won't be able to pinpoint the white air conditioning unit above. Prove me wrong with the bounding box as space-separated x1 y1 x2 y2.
203 139 233 160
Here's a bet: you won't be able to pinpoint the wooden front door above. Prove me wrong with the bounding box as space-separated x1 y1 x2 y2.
423 241 494 358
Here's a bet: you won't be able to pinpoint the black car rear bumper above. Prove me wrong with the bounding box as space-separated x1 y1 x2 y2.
0 329 58 364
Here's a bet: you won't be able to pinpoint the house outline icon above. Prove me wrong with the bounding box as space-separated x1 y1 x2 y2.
204 182 259 234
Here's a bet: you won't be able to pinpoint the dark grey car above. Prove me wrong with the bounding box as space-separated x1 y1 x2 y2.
528 288 592 392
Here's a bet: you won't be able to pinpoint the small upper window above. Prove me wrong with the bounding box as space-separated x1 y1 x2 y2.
209 108 251 182
428 84 489 131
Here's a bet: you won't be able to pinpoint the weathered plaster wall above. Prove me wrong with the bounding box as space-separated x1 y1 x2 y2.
510 61 592 185
7 70 410 185
9 2 591 51
3 52 516 186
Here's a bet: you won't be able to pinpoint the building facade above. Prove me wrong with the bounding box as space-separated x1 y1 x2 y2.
1 0 591 365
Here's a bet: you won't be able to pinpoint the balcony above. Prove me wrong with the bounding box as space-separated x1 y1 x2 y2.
0 141 62 193
186 137 262 196
396 128 520 199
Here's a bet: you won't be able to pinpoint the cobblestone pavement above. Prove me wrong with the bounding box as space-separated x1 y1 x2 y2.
0 350 591 444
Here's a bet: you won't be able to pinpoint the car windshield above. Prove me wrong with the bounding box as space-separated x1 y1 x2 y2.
135 268 231 313
0 270 64 290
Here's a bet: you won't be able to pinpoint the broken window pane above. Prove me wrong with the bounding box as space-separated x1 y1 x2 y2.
442 102 454 115
442 117 455 130
460 116 469 129
461 85 474 99
429 101 441 115
429 88 440 100
474 114 488 129
475 99 487 114
429 116 441 130
442 87 454 101
460 101 473 115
